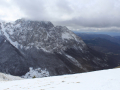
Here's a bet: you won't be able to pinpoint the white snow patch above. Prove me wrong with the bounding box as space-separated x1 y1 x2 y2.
0 73 22 81
15 23 21 28
0 30 1 35
4 40 6 42
62 32 73 40
22 67 49 79
71 33 79 41
8 29 14 35
44 21 49 24
0 68 120 90
66 54 82 68
25 46 30 50
1 22 19 48
40 47 51 53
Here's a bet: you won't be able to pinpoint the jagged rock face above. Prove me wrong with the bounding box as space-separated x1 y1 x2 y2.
0 19 110 76
0 19 86 52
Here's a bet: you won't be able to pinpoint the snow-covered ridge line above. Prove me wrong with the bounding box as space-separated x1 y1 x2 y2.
0 19 86 52
0 68 120 90
0 22 19 48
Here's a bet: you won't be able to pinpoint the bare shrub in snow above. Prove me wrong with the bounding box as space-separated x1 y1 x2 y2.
22 67 49 78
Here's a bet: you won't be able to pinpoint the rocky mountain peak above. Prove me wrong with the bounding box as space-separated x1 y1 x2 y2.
0 19 111 76
15 19 54 29
0 19 86 52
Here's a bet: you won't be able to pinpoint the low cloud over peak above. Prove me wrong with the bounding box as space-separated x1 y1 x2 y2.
0 0 120 32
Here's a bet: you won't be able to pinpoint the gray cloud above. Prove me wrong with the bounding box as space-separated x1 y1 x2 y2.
12 0 48 20
55 16 120 28
73 27 120 32
56 0 73 14
0 0 10 7
1 0 120 31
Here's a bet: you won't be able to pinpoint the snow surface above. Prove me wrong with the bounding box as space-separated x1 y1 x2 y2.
66 54 82 68
0 73 22 81
62 32 73 40
0 68 120 90
1 22 19 48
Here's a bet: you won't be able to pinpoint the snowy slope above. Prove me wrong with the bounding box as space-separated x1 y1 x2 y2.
0 73 22 81
0 68 120 90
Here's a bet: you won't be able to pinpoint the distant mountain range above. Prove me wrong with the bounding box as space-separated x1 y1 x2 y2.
75 33 120 45
75 32 120 67
75 33 120 54
84 38 120 54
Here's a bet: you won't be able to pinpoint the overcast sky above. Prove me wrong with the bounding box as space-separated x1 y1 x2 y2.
0 0 120 32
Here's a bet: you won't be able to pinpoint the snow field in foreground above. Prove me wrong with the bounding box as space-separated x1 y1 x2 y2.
0 73 22 81
0 68 120 90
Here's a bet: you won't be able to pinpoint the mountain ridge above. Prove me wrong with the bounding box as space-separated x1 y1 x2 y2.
0 19 86 53
0 19 114 77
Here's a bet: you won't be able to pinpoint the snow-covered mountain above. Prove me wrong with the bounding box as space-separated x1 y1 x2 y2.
0 68 120 90
0 19 85 52
0 19 111 76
